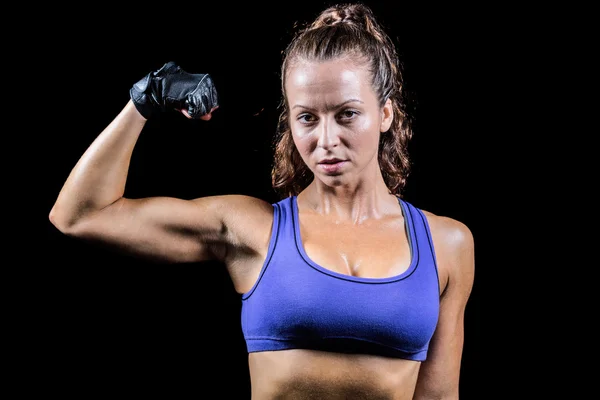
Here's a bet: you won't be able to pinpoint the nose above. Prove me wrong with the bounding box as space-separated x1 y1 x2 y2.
316 118 341 150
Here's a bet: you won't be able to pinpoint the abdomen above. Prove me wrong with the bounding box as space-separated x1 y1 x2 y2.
248 349 421 399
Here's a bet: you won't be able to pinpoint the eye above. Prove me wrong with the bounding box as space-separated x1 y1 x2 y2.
338 110 359 120
297 113 317 124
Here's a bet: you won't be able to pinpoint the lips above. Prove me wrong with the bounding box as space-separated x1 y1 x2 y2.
319 158 344 164
317 159 347 174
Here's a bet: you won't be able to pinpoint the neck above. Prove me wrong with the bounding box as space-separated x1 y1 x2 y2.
300 173 397 224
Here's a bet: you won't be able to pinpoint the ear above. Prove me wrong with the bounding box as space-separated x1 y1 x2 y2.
380 98 394 132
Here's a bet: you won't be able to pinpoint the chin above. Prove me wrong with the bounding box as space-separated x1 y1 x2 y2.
319 174 346 186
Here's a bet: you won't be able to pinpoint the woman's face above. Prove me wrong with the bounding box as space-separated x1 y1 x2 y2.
285 57 393 187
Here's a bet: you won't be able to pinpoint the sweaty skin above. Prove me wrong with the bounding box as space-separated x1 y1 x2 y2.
241 192 472 400
49 58 474 399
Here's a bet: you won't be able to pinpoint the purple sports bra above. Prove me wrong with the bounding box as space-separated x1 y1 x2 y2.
240 196 440 361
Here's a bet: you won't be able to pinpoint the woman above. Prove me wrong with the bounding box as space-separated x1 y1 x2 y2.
49 2 475 399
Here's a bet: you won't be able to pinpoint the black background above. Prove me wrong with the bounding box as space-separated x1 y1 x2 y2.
35 1 538 398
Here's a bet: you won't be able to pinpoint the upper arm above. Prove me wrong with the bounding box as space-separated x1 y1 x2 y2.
58 194 273 264
413 214 475 399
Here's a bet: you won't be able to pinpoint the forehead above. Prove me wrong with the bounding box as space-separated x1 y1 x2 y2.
285 58 373 104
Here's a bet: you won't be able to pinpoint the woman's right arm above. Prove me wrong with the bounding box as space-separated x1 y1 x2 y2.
47 101 195 262
49 64 273 266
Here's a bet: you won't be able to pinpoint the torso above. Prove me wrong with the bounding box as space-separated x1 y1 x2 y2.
248 350 420 399
225 193 449 399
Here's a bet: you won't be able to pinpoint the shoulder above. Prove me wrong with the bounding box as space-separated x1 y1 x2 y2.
193 193 275 227
203 194 274 247
420 209 474 254
191 193 274 213
419 208 475 293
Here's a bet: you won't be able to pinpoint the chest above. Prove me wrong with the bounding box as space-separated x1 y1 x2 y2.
299 214 412 279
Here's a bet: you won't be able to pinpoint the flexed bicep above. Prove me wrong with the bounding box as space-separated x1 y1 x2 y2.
68 195 229 263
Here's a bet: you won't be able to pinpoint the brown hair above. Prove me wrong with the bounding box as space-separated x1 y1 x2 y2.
270 2 414 199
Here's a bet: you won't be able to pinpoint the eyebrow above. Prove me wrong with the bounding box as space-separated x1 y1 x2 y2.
291 99 364 111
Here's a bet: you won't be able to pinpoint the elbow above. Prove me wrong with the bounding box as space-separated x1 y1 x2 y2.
50 197 122 237
48 204 82 235
49 205 70 234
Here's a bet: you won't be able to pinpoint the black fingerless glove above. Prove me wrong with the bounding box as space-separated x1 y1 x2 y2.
130 61 219 119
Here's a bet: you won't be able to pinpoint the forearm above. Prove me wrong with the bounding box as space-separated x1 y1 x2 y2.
50 100 146 230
